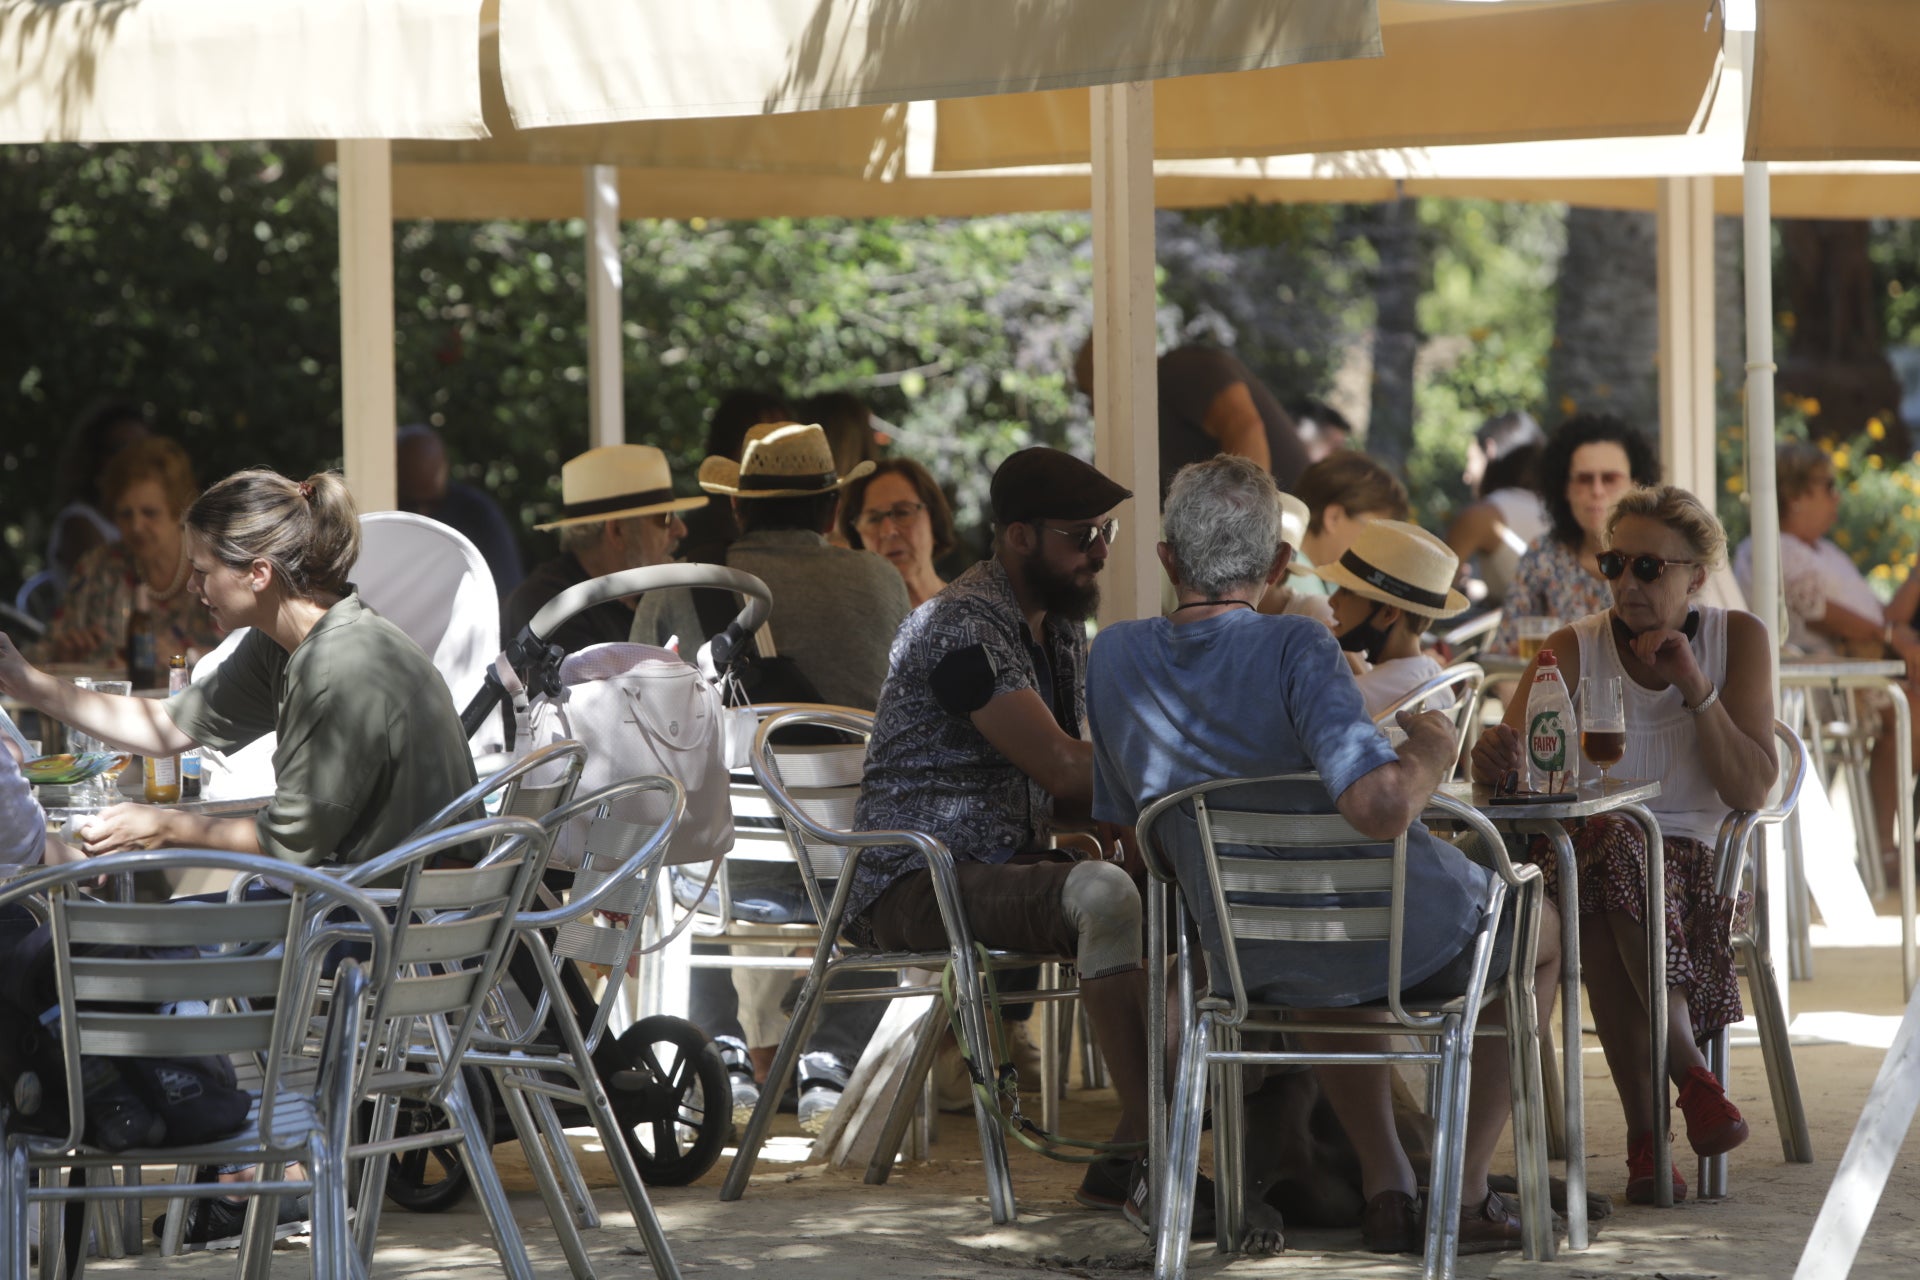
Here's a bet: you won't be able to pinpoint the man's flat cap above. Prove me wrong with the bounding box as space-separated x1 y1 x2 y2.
989 447 1132 525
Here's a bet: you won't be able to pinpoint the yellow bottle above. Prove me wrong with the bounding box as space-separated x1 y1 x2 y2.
143 656 185 804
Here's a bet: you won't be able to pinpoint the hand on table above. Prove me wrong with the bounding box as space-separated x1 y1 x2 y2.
49 625 108 663
1627 626 1710 704
77 803 173 855
1471 722 1525 786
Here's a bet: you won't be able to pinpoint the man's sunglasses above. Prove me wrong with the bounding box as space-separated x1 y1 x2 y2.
1597 550 1698 583
1039 518 1119 552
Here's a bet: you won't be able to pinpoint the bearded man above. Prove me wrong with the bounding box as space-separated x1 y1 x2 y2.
844 448 1208 1226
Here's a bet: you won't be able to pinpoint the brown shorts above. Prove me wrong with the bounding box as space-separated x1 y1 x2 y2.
866 856 1081 960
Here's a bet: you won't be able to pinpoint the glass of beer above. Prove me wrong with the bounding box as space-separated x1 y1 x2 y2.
1516 616 1556 662
1580 676 1626 790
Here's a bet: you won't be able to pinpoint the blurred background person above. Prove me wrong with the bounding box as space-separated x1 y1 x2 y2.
396 422 523 596
1288 396 1355 462
797 390 884 548
677 388 793 565
1446 411 1548 609
46 398 151 589
1491 413 1660 655
1291 450 1412 592
44 436 220 667
838 457 957 610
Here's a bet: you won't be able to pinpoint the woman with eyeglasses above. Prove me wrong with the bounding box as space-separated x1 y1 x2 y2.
1471 485 1778 1207
838 458 959 609
1490 413 1662 656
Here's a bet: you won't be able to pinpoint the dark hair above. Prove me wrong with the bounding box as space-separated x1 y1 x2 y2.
737 490 839 536
103 436 198 517
1288 398 1353 438
796 391 879 479
1294 452 1409 534
707 389 793 464
1475 410 1544 460
1540 413 1661 549
186 469 360 600
59 398 151 507
1775 440 1831 509
1478 442 1543 500
837 457 958 558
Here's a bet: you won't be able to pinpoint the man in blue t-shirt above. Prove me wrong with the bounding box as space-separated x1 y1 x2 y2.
1086 456 1559 1256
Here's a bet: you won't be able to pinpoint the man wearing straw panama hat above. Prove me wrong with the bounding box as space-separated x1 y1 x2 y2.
1316 518 1471 720
504 444 706 656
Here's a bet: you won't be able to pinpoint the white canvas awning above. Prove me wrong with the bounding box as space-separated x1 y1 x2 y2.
1747 0 1920 162
0 0 485 143
497 0 1382 127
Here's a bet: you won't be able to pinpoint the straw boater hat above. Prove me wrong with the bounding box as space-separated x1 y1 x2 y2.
1278 491 1314 578
1314 518 1470 620
698 422 875 499
534 444 707 531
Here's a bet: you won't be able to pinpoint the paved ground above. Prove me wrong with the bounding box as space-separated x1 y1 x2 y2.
48 933 1920 1279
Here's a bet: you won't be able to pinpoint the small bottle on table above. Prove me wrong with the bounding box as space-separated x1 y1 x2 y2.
143 655 186 804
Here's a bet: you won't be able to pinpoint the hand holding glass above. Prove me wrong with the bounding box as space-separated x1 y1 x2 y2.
1580 676 1626 789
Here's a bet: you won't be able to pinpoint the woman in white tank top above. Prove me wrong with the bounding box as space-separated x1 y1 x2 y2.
1469 486 1779 1207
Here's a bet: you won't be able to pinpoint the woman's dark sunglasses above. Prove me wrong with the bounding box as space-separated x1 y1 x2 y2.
1598 550 1698 583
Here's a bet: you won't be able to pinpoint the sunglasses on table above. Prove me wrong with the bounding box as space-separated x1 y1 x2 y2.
1039 518 1120 552
1597 550 1698 583
856 502 926 531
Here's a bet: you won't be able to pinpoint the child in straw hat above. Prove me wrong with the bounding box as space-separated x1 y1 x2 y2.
1315 518 1471 720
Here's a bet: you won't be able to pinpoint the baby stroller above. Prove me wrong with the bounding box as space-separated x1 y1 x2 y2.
376 563 774 1211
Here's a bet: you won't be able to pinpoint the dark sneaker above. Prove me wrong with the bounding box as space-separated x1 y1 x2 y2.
1074 1155 1133 1210
1362 1189 1421 1253
156 1193 310 1252
1121 1159 1218 1241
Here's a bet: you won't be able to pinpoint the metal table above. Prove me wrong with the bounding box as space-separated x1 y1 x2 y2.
1442 778 1668 1242
1778 658 1914 995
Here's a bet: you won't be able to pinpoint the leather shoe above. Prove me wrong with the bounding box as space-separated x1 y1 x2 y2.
1361 1189 1420 1253
1456 1188 1526 1255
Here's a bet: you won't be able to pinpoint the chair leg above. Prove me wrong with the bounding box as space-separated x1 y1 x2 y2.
442 1080 538 1280
1209 1023 1245 1254
534 1090 601 1228
1537 1023 1567 1161
1154 1012 1211 1280
156 1161 196 1257
719 953 836 1204
953 966 1019 1225
1503 989 1554 1260
1424 1023 1472 1280
1146 881 1168 1176
576 1064 684 1280
495 1075 598 1279
1038 961 1062 1136
1 1141 22 1280
353 1095 403 1262
1740 933 1816 1164
232 1161 284 1280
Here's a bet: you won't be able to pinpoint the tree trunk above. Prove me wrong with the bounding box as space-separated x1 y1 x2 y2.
1366 196 1421 474
1546 207 1660 434
1777 218 1909 452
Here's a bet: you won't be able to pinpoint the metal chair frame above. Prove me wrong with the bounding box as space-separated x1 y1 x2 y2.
1439 609 1501 665
718 707 1080 1225
409 739 589 838
0 849 392 1280
1137 775 1553 1280
1375 662 1487 780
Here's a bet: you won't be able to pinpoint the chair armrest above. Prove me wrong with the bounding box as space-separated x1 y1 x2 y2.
1422 791 1544 891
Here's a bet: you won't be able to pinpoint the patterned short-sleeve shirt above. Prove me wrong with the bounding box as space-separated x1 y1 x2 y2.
1489 537 1612 655
844 557 1087 944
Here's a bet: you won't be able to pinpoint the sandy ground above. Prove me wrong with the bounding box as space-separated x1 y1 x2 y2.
48 931 1920 1279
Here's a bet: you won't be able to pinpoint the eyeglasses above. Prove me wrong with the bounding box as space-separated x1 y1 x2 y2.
1597 550 1698 583
856 501 926 532
1040 518 1120 552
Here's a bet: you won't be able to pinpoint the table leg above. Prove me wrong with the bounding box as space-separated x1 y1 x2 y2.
1888 684 1915 999
1620 804 1670 1208
1520 819 1588 1250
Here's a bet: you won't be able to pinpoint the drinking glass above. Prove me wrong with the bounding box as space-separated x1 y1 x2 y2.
1516 616 1557 662
1580 676 1626 791
83 680 132 806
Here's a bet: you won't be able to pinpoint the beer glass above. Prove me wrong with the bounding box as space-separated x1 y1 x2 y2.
1580 676 1626 790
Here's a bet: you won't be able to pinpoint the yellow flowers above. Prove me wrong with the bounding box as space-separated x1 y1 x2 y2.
1726 473 1745 495
1869 417 1888 441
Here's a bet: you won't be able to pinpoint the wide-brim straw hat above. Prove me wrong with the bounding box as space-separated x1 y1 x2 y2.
1314 518 1470 619
698 422 875 498
1278 491 1314 578
534 444 707 530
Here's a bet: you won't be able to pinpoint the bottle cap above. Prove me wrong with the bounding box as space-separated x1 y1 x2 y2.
1536 649 1560 669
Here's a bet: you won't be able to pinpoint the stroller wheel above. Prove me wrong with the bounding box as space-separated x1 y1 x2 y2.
606 1016 730 1186
365 1065 496 1213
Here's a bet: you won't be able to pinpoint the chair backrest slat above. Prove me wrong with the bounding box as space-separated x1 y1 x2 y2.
383 968 490 1019
1217 856 1394 895
65 899 294 949
79 1009 279 1058
393 910 508 966
1226 903 1392 943
1208 809 1378 849
73 955 285 1005
407 862 525 911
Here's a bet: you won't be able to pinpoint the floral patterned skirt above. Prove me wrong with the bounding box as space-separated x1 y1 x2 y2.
1524 814 1750 1039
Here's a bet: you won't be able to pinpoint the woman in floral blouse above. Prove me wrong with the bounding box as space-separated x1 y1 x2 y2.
1491 413 1662 655
44 436 222 671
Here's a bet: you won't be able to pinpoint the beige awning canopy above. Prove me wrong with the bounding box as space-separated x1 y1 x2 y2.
496 0 1382 127
930 0 1724 170
0 0 486 143
1746 0 1920 162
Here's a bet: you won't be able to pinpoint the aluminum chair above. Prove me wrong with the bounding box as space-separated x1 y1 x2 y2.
1439 609 1501 665
1136 775 1553 1280
460 775 687 1280
1700 720 1813 1198
1375 663 1487 780
0 849 391 1280
718 707 1081 1225
409 738 589 838
340 817 552 1280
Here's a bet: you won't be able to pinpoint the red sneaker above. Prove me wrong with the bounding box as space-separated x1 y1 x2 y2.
1625 1132 1687 1205
1678 1065 1750 1157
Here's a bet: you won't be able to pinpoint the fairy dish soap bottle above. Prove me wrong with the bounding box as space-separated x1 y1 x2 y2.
1526 649 1580 794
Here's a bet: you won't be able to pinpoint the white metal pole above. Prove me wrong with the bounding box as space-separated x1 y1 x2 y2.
585 164 625 449
338 139 397 513
1655 175 1717 502
1089 82 1160 627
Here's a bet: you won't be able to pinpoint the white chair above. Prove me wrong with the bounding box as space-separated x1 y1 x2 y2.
1136 775 1553 1280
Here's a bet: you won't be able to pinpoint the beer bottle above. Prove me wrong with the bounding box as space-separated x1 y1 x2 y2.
126 583 158 689
171 656 201 799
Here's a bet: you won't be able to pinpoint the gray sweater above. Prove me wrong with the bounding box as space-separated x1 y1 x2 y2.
631 529 911 711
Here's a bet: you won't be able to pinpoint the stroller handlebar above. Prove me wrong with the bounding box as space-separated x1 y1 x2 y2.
527 563 772 642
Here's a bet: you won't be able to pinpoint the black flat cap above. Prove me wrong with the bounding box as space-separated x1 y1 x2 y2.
990 447 1133 525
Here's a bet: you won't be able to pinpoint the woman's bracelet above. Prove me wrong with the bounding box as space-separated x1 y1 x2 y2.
1683 683 1720 716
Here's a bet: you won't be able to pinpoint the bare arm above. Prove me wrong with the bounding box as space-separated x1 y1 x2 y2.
1336 709 1460 840
1809 597 1888 649
0 632 196 757
1444 501 1506 563
1630 610 1777 811
80 805 260 856
969 688 1093 805
1470 625 1581 784
1201 382 1272 472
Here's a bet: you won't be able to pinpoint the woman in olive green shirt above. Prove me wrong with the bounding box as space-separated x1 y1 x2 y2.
0 469 475 867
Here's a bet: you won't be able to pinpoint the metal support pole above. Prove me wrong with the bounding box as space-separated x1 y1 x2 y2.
585 165 625 449
338 140 397 513
1655 174 1716 500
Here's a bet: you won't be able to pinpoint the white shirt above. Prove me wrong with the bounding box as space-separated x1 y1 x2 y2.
1734 535 1881 654
1356 653 1450 721
1 748 47 870
1481 488 1551 603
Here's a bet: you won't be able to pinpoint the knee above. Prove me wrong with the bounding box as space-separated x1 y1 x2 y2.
1060 860 1143 978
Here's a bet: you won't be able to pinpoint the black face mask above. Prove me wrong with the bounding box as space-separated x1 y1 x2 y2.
1338 605 1392 663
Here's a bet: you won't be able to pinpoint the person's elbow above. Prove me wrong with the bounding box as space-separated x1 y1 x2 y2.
1334 769 1417 841
1040 741 1095 806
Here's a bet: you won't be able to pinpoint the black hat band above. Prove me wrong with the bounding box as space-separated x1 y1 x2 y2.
561 486 675 520
1338 550 1449 611
740 470 835 492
